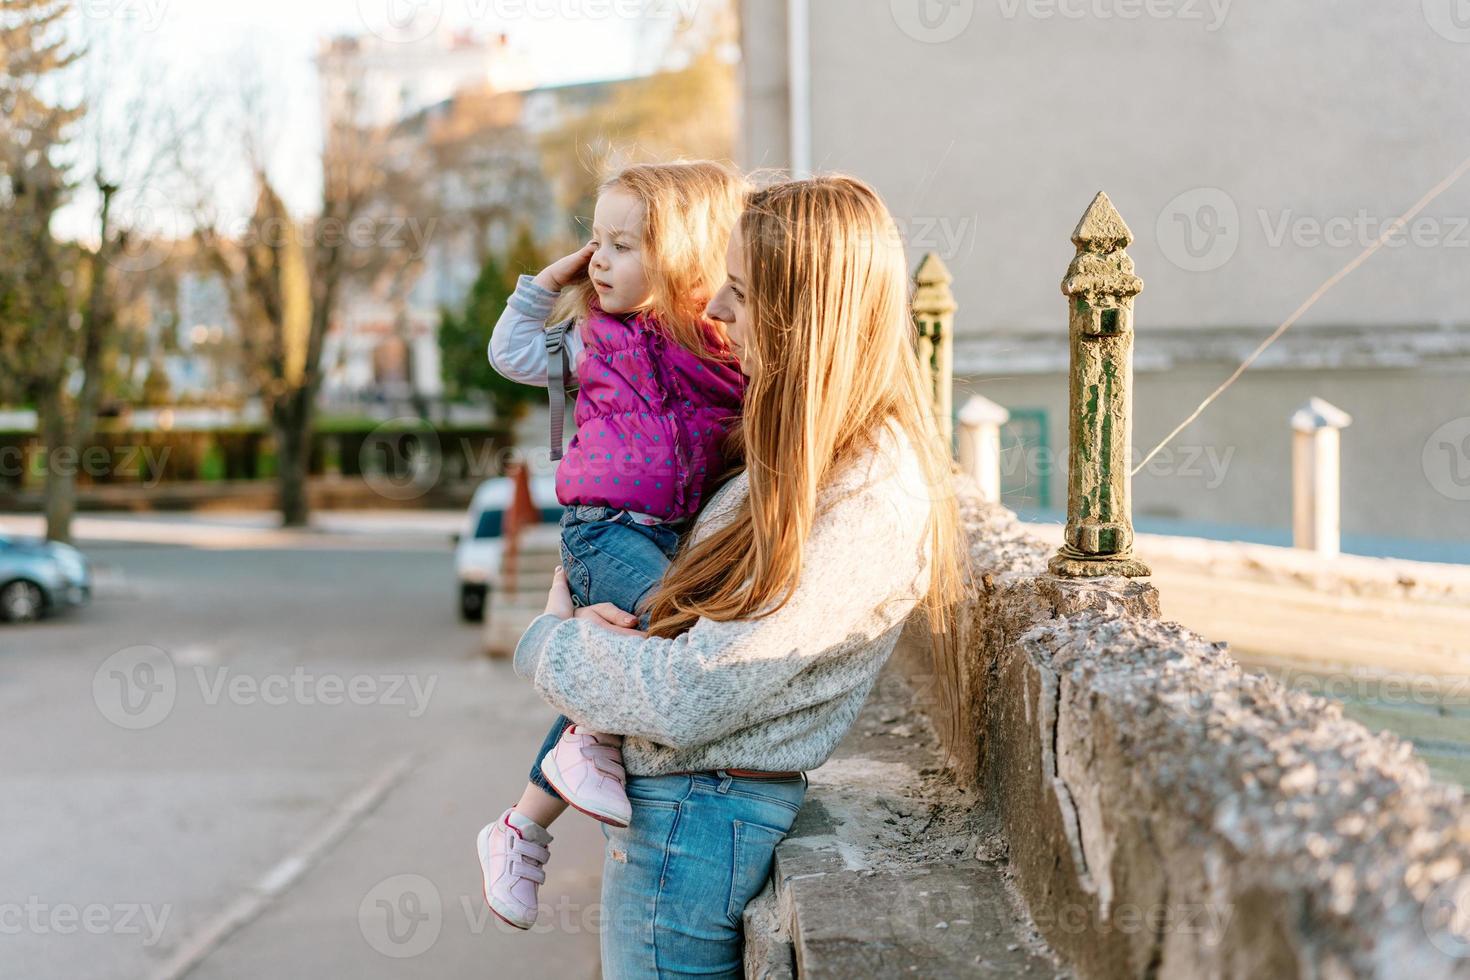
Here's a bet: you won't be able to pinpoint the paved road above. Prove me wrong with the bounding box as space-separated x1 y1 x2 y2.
0 524 604 979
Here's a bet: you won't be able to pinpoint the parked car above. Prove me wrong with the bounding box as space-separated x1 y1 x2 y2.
453 476 563 622
0 533 91 623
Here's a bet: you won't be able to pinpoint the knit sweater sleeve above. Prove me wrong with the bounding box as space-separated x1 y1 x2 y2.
512 462 925 750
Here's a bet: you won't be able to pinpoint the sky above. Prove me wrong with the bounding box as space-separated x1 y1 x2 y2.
55 0 680 239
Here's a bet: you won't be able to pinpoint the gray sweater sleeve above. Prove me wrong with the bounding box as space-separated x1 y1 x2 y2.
486 274 585 387
512 469 921 751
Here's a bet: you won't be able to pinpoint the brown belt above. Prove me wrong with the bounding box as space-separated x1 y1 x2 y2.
669 768 803 781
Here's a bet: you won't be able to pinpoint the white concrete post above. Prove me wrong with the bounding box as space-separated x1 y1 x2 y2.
1290 397 1352 557
957 395 1010 503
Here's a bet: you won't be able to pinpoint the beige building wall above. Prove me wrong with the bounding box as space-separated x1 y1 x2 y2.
738 0 1470 552
740 0 1470 334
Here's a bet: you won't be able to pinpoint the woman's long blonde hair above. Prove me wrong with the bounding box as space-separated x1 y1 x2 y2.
552 160 748 360
643 175 973 741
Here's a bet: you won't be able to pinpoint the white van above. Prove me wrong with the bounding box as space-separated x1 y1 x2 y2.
453 476 564 621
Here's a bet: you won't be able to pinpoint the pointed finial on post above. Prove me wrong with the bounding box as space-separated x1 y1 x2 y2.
913 252 957 453
1071 190 1136 252
1049 192 1151 578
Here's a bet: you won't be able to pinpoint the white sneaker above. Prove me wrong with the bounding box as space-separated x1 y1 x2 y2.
476 808 553 930
539 725 632 828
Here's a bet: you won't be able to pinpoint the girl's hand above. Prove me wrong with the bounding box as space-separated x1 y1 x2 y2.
544 566 576 619
534 242 596 293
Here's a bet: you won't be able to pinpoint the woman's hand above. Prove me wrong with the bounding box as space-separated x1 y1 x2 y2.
574 604 646 636
544 567 646 635
533 242 596 293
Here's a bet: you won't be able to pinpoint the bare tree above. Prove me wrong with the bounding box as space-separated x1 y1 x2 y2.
0 0 86 541
189 61 384 526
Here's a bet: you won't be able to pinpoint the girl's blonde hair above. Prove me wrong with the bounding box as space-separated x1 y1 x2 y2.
552 160 748 360
643 175 974 746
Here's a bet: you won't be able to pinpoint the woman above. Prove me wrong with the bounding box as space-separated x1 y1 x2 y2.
514 175 971 978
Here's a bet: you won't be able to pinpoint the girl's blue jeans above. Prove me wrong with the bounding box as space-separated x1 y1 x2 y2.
527 504 688 799
599 771 808 978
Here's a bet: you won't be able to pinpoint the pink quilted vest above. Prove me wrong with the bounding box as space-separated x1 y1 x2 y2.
554 303 746 522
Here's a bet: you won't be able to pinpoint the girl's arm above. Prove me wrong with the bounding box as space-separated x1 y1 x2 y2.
486 275 585 388
512 439 931 750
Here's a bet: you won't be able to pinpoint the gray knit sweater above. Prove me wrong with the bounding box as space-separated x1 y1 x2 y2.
512 418 935 776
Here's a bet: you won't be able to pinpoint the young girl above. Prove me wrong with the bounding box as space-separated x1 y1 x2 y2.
477 161 748 930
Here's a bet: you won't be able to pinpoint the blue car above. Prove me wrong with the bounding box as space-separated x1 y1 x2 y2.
0 533 91 623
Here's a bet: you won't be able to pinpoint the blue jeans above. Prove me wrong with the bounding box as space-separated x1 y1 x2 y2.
528 505 689 799
599 771 808 979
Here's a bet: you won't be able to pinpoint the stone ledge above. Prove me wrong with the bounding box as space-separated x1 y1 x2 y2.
1025 521 1470 607
941 473 1470 978
743 659 1065 978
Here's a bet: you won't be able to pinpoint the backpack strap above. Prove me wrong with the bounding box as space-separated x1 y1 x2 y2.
546 318 579 461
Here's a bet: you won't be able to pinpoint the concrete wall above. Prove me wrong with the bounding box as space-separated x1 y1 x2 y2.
895 475 1470 977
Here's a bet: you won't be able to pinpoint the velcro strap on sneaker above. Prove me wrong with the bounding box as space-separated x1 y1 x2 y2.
583 742 627 783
